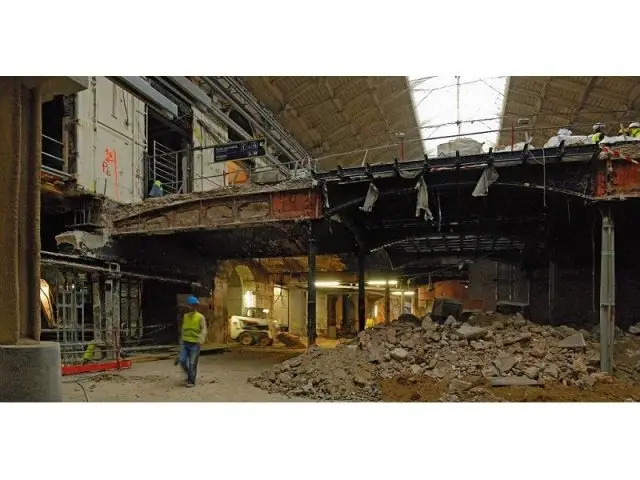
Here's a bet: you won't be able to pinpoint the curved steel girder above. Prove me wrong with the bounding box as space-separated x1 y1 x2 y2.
388 249 531 273
367 218 543 252
332 214 367 250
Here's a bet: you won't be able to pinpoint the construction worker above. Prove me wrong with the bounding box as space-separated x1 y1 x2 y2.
590 124 606 144
149 180 164 198
629 122 640 138
179 295 207 387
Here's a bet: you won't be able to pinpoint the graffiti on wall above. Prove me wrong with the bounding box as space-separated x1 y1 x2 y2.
102 148 120 200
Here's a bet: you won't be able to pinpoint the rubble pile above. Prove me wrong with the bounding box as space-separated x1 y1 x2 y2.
249 313 638 401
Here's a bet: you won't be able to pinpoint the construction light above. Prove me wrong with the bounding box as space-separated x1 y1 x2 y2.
392 291 415 296
315 281 340 287
367 280 398 286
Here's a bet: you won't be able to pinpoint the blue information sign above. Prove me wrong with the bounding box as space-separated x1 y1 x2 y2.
213 139 266 163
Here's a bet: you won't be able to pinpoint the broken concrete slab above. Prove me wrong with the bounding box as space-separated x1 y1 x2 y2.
421 315 434 330
503 333 533 346
524 366 540 379
558 333 587 349
493 356 518 375
457 324 488 340
444 316 458 327
390 348 408 361
543 364 560 379
448 379 473 393
491 376 541 387
277 372 294 384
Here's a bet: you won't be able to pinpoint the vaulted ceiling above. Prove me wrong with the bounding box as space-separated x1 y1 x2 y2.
242 76 424 171
498 76 640 147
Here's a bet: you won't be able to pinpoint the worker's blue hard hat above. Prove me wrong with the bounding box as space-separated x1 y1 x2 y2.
187 295 199 305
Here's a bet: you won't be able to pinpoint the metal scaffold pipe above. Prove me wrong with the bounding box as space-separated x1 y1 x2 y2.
599 205 615 374
41 257 199 287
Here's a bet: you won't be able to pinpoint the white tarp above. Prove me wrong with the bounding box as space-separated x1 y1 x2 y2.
599 136 640 145
472 166 499 197
495 142 534 153
415 177 434 221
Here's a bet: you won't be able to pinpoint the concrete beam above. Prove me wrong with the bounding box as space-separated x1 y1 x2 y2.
113 189 322 236
21 76 89 103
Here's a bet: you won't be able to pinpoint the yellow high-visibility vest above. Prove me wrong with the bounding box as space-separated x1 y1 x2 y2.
631 128 640 138
590 133 604 143
182 312 203 343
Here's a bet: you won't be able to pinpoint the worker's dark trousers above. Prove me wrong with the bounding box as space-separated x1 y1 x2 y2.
179 341 200 384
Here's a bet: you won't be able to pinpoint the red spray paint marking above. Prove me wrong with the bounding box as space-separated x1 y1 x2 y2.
600 145 639 165
102 148 120 200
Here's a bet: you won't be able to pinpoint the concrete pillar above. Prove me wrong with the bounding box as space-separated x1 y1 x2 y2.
600 206 615 374
384 280 391 324
307 234 317 346
358 251 366 332
0 78 58 401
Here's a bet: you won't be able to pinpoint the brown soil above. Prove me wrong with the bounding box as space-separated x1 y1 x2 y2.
380 375 640 402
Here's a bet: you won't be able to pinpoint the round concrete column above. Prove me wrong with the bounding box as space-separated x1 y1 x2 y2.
0 342 62 401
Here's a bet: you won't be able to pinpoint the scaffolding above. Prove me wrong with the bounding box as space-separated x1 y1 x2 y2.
40 263 173 365
149 139 181 194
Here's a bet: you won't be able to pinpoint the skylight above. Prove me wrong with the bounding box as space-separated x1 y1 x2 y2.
408 76 508 156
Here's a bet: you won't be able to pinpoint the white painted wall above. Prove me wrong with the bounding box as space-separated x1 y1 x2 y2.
75 76 147 204
192 107 228 192
288 287 307 336
316 292 328 333
272 285 289 327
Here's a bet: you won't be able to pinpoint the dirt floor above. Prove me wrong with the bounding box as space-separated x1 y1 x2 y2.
62 350 301 402
380 375 640 402
63 338 640 402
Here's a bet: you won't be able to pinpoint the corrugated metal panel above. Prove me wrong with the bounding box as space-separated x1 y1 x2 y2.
75 76 147 203
192 107 227 192
468 260 497 311
496 263 529 305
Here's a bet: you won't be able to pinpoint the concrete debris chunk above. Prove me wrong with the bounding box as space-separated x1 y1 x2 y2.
524 366 540 379
457 324 488 340
629 323 640 335
513 313 527 327
491 376 541 387
543 364 560 379
558 333 587 349
249 311 619 401
493 356 518 375
503 333 532 346
277 372 294 384
287 356 303 368
448 379 473 393
572 358 588 375
444 316 458 327
421 315 434 330
390 348 409 361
